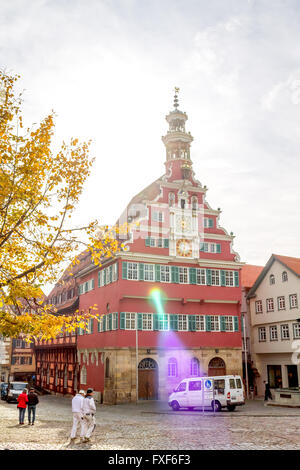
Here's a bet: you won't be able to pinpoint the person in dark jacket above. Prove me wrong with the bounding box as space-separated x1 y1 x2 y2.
264 381 273 401
17 389 28 425
27 388 39 425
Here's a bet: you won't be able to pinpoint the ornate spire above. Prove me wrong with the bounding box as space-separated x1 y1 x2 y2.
174 87 180 110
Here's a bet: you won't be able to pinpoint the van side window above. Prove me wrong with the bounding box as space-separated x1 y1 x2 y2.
229 379 235 389
236 378 242 389
214 379 225 394
176 382 187 392
189 381 201 391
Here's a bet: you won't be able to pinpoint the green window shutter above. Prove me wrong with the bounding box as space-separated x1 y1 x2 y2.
164 238 169 248
115 312 118 329
138 313 143 330
200 242 205 252
216 244 221 253
206 269 212 286
170 314 178 331
103 270 106 285
145 237 150 247
91 279 95 289
234 316 239 332
139 263 144 281
155 264 161 282
108 313 112 331
120 312 125 330
220 316 226 332
153 314 159 331
234 271 239 287
115 262 118 281
188 315 196 331
209 218 214 228
189 268 196 285
205 315 211 332
97 318 101 332
109 265 113 283
98 271 101 287
102 316 106 332
171 266 179 283
221 270 226 286
122 262 128 280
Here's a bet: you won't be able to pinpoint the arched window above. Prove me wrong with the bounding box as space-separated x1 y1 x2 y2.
282 271 288 282
168 192 175 207
190 358 200 376
270 274 275 285
191 196 198 210
168 357 178 377
80 365 87 385
105 357 110 378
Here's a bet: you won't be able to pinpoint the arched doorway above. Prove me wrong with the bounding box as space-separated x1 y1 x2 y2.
138 358 159 400
208 357 226 376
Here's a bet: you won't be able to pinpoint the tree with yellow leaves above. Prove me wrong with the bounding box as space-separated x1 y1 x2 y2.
0 70 127 340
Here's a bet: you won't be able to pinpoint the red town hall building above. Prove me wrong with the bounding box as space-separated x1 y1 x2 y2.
37 91 244 403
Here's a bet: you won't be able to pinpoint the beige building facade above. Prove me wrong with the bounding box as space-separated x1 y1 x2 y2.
248 254 300 396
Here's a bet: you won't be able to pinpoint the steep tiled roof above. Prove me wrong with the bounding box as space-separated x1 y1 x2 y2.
273 254 300 277
241 264 264 289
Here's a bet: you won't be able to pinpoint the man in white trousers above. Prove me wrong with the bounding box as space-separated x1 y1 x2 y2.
69 390 85 443
82 388 96 443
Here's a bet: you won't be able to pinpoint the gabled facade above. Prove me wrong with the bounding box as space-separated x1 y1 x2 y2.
75 91 244 403
248 254 300 395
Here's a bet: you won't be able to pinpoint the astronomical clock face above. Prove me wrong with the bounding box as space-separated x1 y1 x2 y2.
175 215 192 233
176 238 192 257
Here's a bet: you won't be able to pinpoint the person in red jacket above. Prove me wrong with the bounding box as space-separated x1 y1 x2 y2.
17 389 28 425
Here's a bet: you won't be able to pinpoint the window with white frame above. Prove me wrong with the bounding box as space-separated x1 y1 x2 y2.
142 313 152 330
196 269 206 285
258 327 266 342
160 265 170 283
157 238 163 248
158 314 169 331
280 324 290 340
153 211 164 223
211 270 220 286
204 218 214 228
179 267 189 284
269 274 275 285
144 264 155 281
125 313 136 330
277 296 286 310
178 314 188 331
255 300 263 314
190 357 200 376
112 312 118 330
80 365 87 385
290 294 298 309
224 316 234 331
127 263 138 280
269 325 278 341
210 316 220 331
112 263 118 282
293 323 300 339
168 357 178 377
225 271 234 287
282 271 288 282
266 298 274 312
195 315 205 331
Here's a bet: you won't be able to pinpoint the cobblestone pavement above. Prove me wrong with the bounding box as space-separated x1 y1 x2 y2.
1 396 300 450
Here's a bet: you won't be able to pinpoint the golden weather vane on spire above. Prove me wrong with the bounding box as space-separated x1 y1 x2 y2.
174 87 180 94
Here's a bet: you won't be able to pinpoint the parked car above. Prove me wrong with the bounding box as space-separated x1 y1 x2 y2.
6 382 28 403
0 382 8 400
168 375 245 412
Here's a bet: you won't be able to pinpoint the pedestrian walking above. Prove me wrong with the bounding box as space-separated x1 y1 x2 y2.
17 388 28 425
264 381 273 401
27 388 39 425
69 390 85 443
82 388 96 443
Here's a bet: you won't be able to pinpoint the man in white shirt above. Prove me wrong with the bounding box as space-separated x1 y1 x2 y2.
69 390 85 443
82 388 96 443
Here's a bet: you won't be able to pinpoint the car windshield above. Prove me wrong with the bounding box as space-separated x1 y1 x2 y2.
12 384 26 390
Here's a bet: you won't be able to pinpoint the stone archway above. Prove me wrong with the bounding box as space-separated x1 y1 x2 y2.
138 358 159 400
208 357 226 376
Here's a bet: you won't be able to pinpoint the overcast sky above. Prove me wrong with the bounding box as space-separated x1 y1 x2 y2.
1 0 300 284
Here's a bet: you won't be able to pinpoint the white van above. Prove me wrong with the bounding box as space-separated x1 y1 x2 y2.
168 375 245 412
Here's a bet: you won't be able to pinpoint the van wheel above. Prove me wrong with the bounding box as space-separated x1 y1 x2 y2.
171 401 180 411
211 400 221 412
227 405 236 412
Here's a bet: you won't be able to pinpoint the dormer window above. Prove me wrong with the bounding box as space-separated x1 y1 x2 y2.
282 271 288 282
270 274 275 285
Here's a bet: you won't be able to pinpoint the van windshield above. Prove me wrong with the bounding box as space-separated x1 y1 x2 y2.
12 384 26 390
176 382 187 392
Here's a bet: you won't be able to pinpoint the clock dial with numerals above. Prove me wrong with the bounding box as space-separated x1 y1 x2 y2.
176 238 192 257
